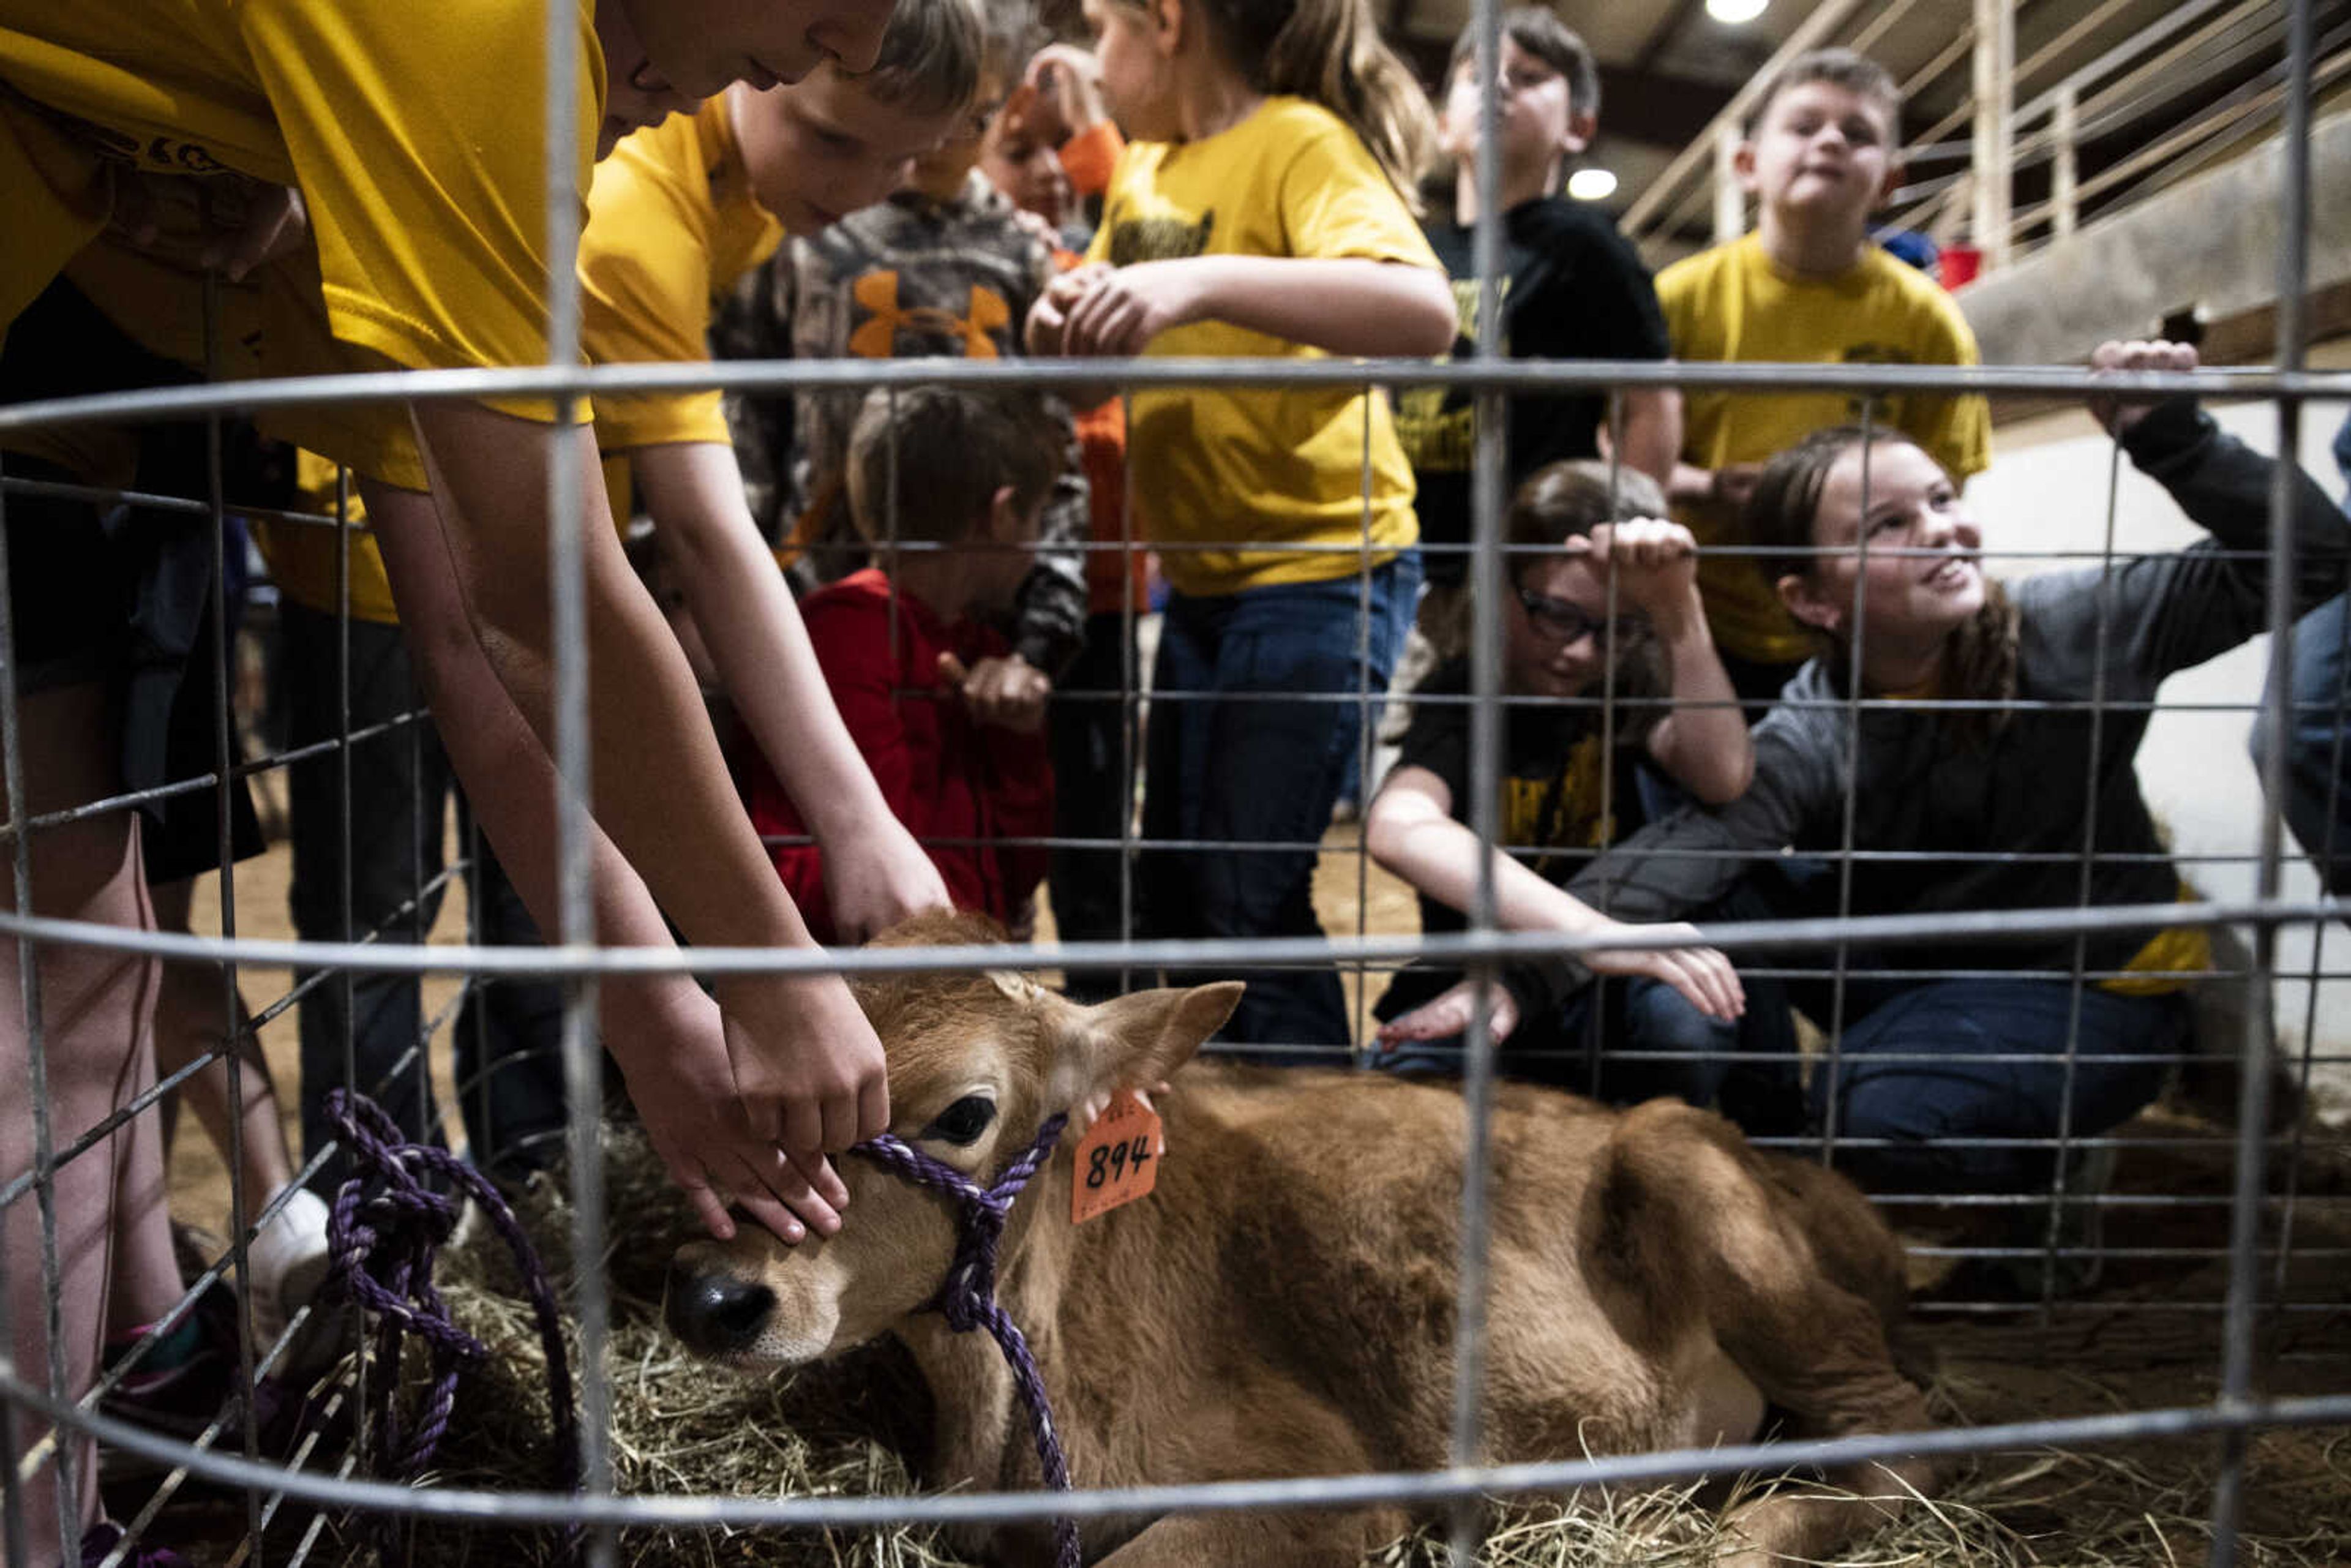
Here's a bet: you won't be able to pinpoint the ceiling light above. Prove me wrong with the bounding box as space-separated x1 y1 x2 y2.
1706 0 1768 23
1567 167 1618 201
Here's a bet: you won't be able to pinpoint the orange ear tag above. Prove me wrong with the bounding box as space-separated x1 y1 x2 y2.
1070 1089 1163 1225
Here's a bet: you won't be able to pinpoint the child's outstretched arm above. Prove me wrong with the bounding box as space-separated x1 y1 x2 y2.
1584 518 1753 803
366 473 852 1248
1050 256 1456 359
1363 765 1745 1021
397 401 890 1173
631 439 953 939
2057 339 2351 680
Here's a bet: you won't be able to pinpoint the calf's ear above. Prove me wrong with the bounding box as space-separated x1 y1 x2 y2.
1070 981 1244 1103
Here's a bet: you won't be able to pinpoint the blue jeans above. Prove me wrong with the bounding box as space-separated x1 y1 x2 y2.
282 603 568 1188
1142 554 1420 1051
2252 593 2351 895
1817 978 2183 1195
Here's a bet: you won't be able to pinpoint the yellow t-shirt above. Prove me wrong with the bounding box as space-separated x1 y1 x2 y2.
1658 233 1993 666
1087 97 1440 597
260 446 637 625
2102 887 2213 997
580 96 784 457
250 452 400 625
0 0 601 489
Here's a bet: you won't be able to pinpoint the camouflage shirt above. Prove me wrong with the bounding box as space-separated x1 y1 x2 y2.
711 171 1087 674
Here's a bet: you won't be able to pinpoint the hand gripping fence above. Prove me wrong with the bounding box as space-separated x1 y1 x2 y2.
854 1112 1079 1568
322 1088 582 1548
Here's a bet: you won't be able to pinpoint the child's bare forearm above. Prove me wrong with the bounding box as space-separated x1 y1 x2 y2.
635 442 950 938
403 403 817 956
363 476 720 1045
1645 601 1753 804
1613 389 1681 488
1367 782 1608 934
636 443 891 841
1182 255 1454 357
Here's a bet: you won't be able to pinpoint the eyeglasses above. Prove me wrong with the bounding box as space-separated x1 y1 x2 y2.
1515 588 1649 645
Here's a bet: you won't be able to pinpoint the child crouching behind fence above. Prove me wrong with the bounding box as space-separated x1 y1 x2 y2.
1556 341 2350 1200
745 389 1063 942
1364 462 1798 1116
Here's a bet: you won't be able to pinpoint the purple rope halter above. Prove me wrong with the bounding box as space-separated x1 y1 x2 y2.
321 1089 580 1517
855 1114 1078 1568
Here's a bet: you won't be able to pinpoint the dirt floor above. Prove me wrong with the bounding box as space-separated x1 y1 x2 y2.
151 827 2351 1565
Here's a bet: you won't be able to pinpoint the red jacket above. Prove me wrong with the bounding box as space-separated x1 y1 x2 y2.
746 570 1054 942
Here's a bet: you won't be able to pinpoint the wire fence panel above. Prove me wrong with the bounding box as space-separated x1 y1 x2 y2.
2 0 2349 1564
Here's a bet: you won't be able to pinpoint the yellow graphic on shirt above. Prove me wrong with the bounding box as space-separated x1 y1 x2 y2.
847 272 1010 359
1397 276 1514 474
1105 210 1214 266
1501 731 1614 874
43 110 232 176
1445 273 1512 350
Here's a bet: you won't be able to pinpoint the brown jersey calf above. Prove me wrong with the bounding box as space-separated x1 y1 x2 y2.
666 914 1935 1566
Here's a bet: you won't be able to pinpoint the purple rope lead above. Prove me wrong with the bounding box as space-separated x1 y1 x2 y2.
855 1114 1078 1568
322 1089 580 1556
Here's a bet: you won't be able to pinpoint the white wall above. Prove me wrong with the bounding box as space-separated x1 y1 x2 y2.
1974 356 2351 1119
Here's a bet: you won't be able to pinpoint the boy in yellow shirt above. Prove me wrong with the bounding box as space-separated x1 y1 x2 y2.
0 2 949 1552
250 0 983 1206
1658 48 1993 703
580 0 996 842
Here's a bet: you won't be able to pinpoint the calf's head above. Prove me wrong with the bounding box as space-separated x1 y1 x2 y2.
664 912 1240 1370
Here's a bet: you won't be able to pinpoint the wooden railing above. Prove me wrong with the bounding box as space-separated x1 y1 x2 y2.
1621 0 2347 279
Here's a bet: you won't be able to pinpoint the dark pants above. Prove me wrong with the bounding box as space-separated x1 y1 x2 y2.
1814 977 2182 1195
1048 612 1136 1002
1141 554 1419 1051
280 602 567 1188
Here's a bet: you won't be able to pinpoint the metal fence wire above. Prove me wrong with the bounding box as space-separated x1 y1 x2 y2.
3 0 2351 1564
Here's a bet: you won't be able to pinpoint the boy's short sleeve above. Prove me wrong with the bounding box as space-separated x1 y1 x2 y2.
236 0 599 424
579 115 737 453
1393 666 1472 805
1513 206 1669 368
1575 231 1671 362
1277 124 1440 271
1906 292 1993 482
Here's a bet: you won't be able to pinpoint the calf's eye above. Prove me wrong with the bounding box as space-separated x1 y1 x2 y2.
922 1095 997 1146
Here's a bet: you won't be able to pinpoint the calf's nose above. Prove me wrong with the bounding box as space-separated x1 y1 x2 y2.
664 1256 778 1356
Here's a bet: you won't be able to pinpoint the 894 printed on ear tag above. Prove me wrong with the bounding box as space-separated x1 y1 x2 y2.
1072 1090 1163 1225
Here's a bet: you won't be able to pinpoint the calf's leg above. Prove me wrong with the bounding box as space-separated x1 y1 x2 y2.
1592 1101 1936 1567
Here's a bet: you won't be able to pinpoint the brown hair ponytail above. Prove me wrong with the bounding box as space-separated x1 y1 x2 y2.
1166 0 1437 203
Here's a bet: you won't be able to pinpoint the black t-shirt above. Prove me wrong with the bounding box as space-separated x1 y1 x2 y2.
1387 658 1658 947
1395 198 1671 587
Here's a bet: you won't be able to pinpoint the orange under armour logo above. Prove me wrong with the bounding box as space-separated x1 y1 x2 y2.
848 272 1010 359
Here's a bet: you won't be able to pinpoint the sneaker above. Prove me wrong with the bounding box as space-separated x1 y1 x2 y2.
100 1283 238 1444
244 1185 337 1376
79 1520 192 1568
100 1281 294 1458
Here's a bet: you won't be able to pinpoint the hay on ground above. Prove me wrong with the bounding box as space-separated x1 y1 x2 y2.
298 1123 2350 1568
